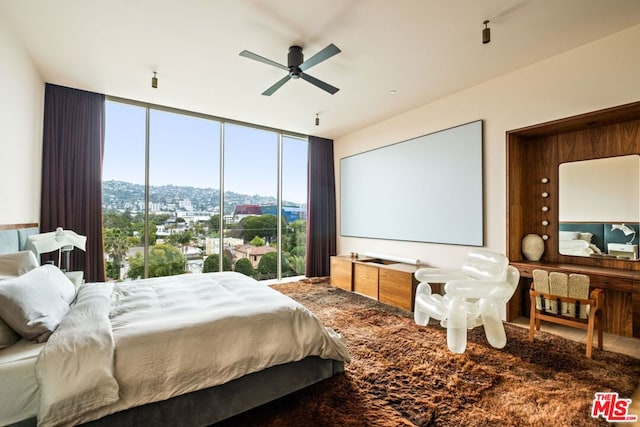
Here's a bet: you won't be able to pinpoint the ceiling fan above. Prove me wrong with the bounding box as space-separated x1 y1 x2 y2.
240 44 341 96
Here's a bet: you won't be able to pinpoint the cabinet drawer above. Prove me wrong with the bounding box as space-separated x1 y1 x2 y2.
331 257 353 291
379 269 416 311
588 275 633 292
353 264 379 299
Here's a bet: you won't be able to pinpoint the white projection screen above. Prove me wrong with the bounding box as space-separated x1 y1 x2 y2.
340 120 483 245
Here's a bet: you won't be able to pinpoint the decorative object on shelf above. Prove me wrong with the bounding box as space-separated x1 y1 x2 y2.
27 227 87 272
482 20 491 44
522 233 544 261
413 249 520 353
611 223 636 244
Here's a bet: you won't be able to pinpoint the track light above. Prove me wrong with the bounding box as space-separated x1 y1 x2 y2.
482 20 491 44
315 114 320 126
151 71 158 89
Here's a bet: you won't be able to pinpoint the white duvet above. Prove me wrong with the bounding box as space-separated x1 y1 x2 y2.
558 239 602 256
35 272 350 427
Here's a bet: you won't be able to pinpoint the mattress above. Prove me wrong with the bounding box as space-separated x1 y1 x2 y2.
0 339 45 426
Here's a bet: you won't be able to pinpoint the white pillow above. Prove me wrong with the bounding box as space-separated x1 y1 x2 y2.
559 231 580 240
0 317 19 349
0 250 39 280
0 265 77 342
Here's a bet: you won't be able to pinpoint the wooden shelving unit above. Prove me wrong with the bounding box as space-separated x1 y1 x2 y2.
506 101 640 337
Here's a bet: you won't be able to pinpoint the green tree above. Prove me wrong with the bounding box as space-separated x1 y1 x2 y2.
103 228 131 280
127 244 186 279
208 214 221 234
249 236 265 246
256 252 290 279
283 219 306 255
287 254 306 276
103 210 134 232
203 252 232 272
257 252 277 277
234 257 254 276
241 215 279 243
166 230 195 255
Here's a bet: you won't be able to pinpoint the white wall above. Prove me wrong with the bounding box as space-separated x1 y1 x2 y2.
335 24 640 269
0 18 43 224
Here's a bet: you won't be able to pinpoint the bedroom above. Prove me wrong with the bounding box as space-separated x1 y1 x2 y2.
1 1 640 426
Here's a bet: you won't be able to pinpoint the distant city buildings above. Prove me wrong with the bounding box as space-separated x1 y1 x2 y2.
103 180 304 223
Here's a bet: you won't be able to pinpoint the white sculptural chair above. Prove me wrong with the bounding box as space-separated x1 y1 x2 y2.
413 249 520 353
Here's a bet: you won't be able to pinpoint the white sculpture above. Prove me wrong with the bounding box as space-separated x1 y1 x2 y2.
413 249 520 353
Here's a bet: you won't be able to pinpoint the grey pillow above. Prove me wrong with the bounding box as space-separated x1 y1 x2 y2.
0 316 19 349
0 265 77 342
0 250 39 280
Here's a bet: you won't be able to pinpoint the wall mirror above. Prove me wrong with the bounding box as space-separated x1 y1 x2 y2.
558 155 640 260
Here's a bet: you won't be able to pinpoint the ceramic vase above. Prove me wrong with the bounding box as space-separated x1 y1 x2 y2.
522 234 544 261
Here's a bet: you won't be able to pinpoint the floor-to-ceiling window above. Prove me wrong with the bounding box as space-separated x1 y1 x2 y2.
103 99 307 281
103 101 146 281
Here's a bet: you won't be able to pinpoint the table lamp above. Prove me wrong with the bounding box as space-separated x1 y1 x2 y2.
27 227 87 272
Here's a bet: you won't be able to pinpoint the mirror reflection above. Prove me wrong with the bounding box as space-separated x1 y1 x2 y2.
558 155 640 260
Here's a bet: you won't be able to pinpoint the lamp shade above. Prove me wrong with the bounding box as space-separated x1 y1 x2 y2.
27 227 87 254
612 224 635 236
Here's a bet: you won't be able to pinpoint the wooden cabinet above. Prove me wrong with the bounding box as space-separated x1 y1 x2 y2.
379 267 418 311
330 256 353 291
330 256 418 311
353 264 379 299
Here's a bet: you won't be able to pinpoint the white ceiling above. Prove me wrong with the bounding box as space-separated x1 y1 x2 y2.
2 0 640 139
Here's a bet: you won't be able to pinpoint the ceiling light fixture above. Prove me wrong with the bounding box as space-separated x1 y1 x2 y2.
315 114 320 126
482 20 491 44
151 71 158 89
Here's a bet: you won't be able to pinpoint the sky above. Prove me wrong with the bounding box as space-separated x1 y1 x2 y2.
103 100 308 204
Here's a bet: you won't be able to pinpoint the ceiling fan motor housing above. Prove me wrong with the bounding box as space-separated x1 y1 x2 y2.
288 46 303 78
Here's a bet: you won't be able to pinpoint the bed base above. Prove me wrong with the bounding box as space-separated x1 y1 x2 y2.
10 356 343 427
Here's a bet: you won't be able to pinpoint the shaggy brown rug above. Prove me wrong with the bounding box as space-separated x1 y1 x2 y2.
215 279 640 426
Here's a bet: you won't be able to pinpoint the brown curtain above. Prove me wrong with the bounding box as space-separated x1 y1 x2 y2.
305 135 336 277
41 84 105 282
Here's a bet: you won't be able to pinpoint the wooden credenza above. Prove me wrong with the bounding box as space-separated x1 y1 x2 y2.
330 255 419 311
509 261 640 338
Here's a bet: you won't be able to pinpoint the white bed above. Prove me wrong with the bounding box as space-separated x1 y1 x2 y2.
0 340 44 426
558 231 603 256
0 261 349 427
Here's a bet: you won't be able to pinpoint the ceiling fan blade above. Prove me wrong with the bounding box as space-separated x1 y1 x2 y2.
299 43 341 72
299 72 339 95
262 74 292 96
240 50 289 71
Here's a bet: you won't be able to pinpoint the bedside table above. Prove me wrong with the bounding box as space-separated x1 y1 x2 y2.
607 243 638 260
64 271 84 287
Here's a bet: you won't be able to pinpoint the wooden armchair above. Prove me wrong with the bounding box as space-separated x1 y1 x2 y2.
529 269 604 358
